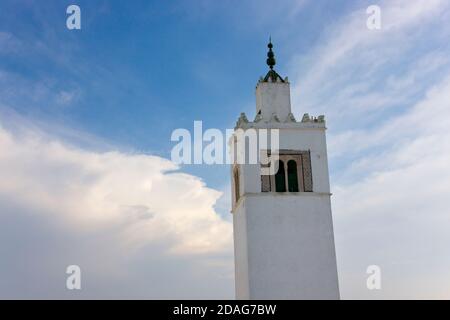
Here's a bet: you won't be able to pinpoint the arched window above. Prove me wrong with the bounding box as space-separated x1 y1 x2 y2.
275 160 286 192
287 160 299 192
234 167 240 204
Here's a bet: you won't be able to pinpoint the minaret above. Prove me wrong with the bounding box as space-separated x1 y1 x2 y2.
231 41 340 299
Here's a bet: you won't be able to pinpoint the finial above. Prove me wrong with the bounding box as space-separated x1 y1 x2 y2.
266 38 276 70
261 38 285 83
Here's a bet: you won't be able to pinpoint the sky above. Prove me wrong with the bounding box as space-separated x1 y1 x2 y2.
0 0 450 299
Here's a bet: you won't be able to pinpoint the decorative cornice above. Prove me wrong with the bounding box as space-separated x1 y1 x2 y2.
235 113 326 130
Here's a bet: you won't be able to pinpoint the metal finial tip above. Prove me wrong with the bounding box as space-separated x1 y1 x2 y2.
266 38 276 69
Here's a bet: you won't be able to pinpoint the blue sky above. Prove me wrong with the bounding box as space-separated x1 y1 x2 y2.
1 0 450 299
0 0 355 189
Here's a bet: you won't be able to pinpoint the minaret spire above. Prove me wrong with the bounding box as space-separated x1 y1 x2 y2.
266 37 276 70
263 38 285 83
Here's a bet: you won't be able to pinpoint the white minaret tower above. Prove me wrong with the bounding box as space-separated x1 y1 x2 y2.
231 41 340 299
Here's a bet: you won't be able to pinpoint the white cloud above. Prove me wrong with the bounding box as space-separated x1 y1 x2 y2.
333 93 450 298
332 74 450 300
0 118 233 298
0 121 232 254
291 0 450 126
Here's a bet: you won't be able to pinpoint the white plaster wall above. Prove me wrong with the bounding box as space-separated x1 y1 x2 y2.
256 82 292 122
233 193 340 300
241 163 260 195
233 202 250 299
